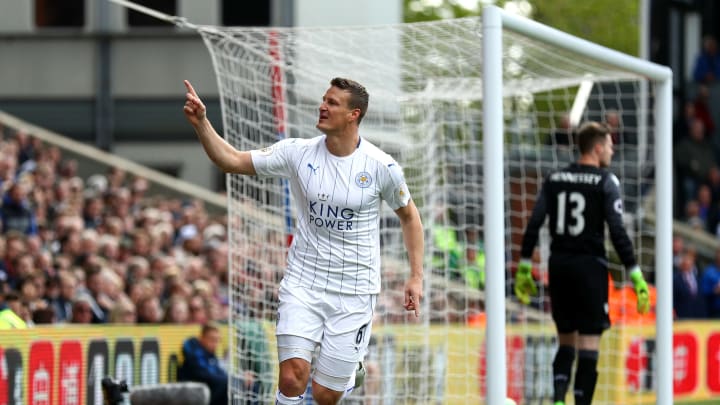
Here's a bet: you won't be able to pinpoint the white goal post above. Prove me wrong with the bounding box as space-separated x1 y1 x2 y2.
483 6 672 405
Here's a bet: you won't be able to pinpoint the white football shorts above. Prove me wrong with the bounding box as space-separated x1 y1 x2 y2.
277 283 377 364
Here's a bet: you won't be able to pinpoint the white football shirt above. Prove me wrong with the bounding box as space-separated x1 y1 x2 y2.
251 135 411 294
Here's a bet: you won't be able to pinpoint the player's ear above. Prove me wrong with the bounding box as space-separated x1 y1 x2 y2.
349 108 361 123
594 140 604 155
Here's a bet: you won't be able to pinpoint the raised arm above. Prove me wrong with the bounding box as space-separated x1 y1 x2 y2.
183 80 256 175
395 199 424 317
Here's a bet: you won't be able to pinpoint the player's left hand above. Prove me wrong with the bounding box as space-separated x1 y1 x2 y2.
403 276 423 317
630 267 650 314
514 259 537 305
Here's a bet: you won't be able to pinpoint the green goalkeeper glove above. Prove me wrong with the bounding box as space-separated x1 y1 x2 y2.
514 259 537 305
630 266 650 314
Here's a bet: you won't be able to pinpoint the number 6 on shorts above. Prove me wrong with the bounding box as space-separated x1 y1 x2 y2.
355 323 368 345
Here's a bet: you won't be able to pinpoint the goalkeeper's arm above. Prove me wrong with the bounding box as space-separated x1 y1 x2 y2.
516 186 546 305
520 188 548 260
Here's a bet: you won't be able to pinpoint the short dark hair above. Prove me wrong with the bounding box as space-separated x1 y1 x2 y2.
330 77 369 125
4 291 20 303
201 322 220 336
576 121 610 154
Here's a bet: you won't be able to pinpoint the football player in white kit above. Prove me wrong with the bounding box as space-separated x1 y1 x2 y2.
183 77 424 405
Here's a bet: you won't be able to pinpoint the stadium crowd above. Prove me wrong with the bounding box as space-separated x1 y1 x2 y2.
0 125 232 327
669 34 720 320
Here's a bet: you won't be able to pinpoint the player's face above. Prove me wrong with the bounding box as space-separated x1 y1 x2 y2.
317 86 357 134
200 329 221 353
599 133 614 168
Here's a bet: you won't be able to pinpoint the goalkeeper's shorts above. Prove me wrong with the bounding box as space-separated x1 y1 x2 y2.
548 254 610 335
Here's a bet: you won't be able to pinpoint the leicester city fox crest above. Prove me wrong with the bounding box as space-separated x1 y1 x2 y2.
355 171 372 188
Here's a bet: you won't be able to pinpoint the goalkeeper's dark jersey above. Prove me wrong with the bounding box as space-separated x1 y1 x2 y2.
520 163 637 269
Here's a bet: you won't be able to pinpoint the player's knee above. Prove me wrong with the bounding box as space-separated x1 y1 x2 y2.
278 358 311 395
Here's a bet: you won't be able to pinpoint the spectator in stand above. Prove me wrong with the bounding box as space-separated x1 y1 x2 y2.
18 277 44 313
70 295 94 324
693 84 715 138
684 200 705 231
85 174 108 199
82 195 104 229
136 295 163 323
1 182 38 236
0 291 27 329
189 295 210 324
673 249 707 319
546 113 574 147
106 187 133 231
178 323 229 405
130 177 150 214
175 224 204 260
82 267 110 323
66 177 86 215
106 167 127 193
707 166 720 205
163 295 190 323
101 267 127 307
128 278 154 305
674 101 696 145
132 229 156 258
693 35 720 84
604 110 622 144
14 130 35 165
701 247 720 318
183 257 207 284
126 256 151 287
696 184 718 233
58 158 78 180
675 119 716 211
32 306 56 324
97 234 120 263
108 296 137 323
50 270 77 322
1 232 27 289
14 252 38 282
0 155 17 193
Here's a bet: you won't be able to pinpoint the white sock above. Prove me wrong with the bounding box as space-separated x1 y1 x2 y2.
275 390 305 405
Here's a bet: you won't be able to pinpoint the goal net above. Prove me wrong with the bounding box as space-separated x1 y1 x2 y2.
196 12 666 405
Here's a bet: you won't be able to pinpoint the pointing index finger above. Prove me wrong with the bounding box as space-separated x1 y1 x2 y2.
184 80 198 97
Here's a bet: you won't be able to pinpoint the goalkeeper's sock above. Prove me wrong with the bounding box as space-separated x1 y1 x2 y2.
573 350 599 405
275 390 305 405
552 345 575 403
